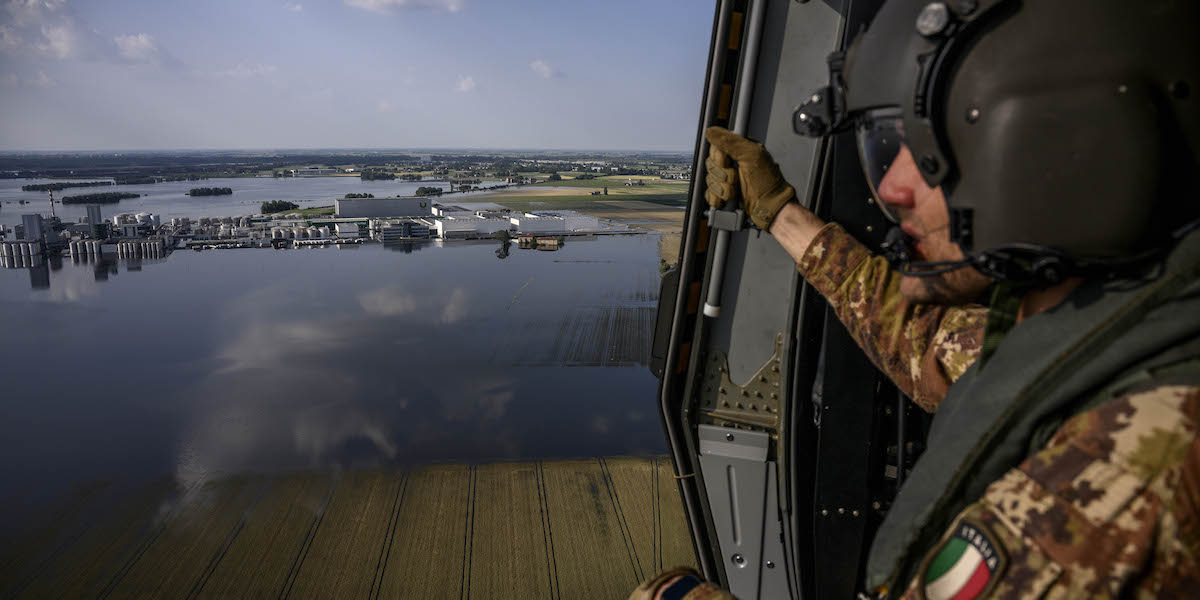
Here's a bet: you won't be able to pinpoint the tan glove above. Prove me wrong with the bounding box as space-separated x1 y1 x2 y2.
704 126 796 231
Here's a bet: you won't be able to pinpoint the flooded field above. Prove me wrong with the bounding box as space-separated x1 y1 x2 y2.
0 234 669 536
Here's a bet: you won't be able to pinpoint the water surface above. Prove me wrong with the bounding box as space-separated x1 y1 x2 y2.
0 234 664 532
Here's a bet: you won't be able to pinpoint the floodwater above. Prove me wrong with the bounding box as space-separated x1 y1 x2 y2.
0 176 509 223
0 234 664 534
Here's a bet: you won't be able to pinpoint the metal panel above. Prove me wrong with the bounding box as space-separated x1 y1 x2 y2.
697 425 788 599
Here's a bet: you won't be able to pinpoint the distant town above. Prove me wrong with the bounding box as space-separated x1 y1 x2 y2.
0 150 692 271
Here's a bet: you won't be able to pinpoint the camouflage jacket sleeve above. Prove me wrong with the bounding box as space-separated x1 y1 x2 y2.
900 384 1200 599
796 223 986 412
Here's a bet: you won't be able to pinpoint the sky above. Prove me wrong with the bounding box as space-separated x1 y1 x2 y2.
0 0 714 151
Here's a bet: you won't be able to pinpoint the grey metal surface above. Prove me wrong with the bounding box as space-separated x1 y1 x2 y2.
709 0 842 384
699 424 770 461
703 0 768 318
698 425 789 599
760 467 791 599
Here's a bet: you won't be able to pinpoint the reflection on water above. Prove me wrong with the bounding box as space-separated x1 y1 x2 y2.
0 234 664 531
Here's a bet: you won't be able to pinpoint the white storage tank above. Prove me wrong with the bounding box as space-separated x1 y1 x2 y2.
292 227 307 239
307 227 322 239
318 226 331 238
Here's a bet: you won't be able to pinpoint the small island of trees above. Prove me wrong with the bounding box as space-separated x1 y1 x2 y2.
345 193 375 198
23 181 113 192
261 200 299 213
187 187 233 196
415 186 444 196
61 192 141 204
360 170 396 181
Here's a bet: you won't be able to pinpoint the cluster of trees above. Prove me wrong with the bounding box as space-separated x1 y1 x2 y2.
574 173 598 180
113 174 206 185
400 174 423 181
188 187 233 196
261 200 299 213
547 173 563 181
415 186 444 196
62 192 140 204
360 170 396 181
22 181 112 191
345 193 375 198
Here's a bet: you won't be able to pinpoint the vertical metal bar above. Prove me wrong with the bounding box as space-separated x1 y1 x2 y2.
703 0 767 318
665 0 736 583
896 390 906 489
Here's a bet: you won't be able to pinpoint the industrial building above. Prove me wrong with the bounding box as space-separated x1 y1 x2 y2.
377 220 432 243
335 197 431 218
435 216 513 239
530 210 599 231
508 214 566 234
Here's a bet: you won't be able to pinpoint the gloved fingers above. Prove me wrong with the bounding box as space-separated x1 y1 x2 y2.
705 174 738 208
704 157 733 185
705 126 765 163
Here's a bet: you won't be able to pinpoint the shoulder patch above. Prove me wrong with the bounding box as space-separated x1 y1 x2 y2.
919 519 1008 600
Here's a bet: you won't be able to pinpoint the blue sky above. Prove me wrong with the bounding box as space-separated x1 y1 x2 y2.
0 0 713 151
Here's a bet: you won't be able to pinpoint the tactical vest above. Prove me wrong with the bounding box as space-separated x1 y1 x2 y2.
865 228 1200 595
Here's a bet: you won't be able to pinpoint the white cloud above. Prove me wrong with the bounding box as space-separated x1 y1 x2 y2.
344 0 463 14
37 23 73 58
113 32 157 62
376 99 394 113
30 69 52 87
5 0 68 27
285 2 304 11
455 74 475 93
215 63 278 80
530 59 552 79
0 25 23 52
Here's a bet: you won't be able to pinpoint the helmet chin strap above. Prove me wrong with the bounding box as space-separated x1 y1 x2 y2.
884 217 1200 286
881 226 975 276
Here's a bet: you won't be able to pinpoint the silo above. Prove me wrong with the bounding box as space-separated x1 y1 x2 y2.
292 227 307 239
307 227 321 239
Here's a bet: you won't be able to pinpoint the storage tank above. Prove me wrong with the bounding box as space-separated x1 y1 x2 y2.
292 227 307 239
151 214 161 226
307 227 322 239
318 226 331 238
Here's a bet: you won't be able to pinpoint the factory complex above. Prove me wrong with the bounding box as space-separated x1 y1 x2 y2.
1 193 610 267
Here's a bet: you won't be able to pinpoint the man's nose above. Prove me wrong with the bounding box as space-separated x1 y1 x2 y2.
876 145 917 211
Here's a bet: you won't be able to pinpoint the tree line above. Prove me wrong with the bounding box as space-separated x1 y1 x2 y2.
62 192 141 204
23 181 113 192
187 187 233 196
360 170 396 181
345 193 375 198
261 200 299 213
415 186 444 196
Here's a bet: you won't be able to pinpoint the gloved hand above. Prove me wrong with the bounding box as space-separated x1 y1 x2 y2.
628 566 733 600
704 126 796 231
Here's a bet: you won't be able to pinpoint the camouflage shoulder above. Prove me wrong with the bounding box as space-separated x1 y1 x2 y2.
930 304 986 384
902 385 1200 598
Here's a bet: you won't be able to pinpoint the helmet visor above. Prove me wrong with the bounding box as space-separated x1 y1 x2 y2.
855 107 906 223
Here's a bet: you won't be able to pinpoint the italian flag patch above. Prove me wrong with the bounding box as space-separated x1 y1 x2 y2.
921 520 1006 600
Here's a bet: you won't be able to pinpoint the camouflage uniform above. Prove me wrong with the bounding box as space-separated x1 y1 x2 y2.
797 223 986 412
799 223 1200 598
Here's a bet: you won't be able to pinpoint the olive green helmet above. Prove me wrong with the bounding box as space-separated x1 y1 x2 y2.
795 0 1199 283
